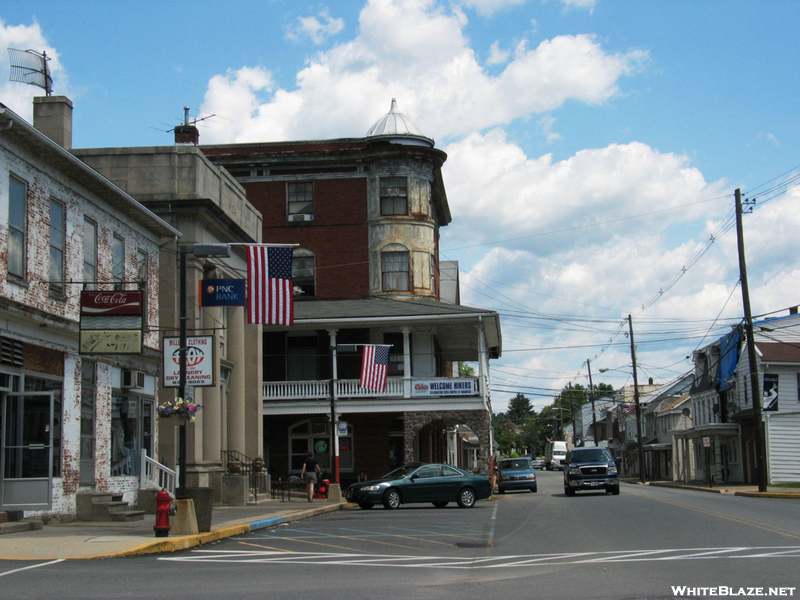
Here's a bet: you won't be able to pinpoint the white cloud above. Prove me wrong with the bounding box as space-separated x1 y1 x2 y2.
285 10 345 45
0 18 66 120
486 41 510 65
457 0 527 17
200 0 646 143
559 0 597 13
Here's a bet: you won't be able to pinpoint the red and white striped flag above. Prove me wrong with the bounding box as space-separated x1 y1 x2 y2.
246 246 294 325
359 344 390 392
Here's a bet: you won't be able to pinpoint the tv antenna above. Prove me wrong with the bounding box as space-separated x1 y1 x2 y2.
7 48 53 95
171 106 216 130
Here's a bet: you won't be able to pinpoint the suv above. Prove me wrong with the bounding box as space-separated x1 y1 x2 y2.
563 447 619 496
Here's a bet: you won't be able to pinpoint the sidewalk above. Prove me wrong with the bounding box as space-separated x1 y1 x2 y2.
0 498 349 561
623 478 800 499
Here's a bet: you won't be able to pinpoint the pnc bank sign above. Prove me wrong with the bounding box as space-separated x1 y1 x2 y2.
200 279 245 307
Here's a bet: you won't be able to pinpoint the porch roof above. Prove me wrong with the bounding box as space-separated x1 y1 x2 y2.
286 297 502 359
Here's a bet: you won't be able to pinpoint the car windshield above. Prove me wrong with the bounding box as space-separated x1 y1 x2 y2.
570 449 613 463
381 464 422 479
500 459 531 470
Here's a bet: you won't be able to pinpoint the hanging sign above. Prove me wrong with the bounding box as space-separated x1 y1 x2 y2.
80 291 143 354
163 336 215 387
199 279 246 307
411 378 476 397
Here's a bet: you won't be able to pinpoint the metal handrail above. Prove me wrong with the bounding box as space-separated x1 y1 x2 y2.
222 450 269 502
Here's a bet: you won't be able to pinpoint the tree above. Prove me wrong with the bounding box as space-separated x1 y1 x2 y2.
507 393 533 423
458 362 476 377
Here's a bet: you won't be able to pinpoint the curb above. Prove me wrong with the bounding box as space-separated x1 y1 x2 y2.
630 480 800 499
112 502 347 558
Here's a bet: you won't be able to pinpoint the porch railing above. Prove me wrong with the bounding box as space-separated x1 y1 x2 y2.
139 450 176 498
263 376 476 401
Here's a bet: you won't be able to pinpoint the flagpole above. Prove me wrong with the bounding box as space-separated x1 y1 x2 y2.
330 338 340 485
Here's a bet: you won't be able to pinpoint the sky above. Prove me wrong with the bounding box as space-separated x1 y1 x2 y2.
2 0 800 413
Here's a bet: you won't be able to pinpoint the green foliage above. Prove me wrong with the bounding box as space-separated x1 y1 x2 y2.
458 362 476 377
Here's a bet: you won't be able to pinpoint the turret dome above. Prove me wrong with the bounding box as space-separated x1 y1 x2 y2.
365 98 434 147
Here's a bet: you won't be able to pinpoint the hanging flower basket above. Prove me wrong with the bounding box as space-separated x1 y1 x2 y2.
156 397 204 422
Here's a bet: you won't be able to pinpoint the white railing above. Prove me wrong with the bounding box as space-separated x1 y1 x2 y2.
140 450 176 498
263 377 476 401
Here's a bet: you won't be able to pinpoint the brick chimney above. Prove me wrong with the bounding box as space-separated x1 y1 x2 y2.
33 95 73 149
174 106 199 145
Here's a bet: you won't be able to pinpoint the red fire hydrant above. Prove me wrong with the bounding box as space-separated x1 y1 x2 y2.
154 490 173 538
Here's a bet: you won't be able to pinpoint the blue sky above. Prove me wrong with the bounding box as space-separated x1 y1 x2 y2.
3 0 800 411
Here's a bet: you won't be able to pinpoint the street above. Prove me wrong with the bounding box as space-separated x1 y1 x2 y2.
1 471 799 600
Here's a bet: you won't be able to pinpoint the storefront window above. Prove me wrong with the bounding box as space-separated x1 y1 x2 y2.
289 419 354 474
110 393 153 477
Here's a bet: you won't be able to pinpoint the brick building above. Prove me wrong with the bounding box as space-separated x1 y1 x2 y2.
201 100 502 486
0 98 180 519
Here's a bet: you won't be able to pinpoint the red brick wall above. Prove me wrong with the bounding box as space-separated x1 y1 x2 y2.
242 178 370 299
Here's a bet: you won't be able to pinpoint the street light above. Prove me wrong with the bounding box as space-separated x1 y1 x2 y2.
177 243 230 496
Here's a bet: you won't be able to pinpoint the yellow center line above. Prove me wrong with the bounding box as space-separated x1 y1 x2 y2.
628 491 800 540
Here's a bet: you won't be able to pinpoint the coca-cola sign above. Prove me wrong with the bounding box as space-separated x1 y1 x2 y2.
81 291 143 316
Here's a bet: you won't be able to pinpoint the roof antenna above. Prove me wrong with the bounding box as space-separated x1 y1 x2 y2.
7 48 53 95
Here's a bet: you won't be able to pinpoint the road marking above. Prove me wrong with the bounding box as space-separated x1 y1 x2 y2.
0 559 65 578
626 490 800 540
161 546 800 569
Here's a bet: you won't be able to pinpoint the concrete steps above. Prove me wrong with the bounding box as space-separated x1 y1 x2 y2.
76 492 145 522
0 512 43 535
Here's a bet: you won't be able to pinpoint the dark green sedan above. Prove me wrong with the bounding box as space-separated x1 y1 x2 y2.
346 463 492 510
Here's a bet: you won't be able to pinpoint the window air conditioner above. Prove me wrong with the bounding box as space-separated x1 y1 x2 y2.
121 369 145 389
290 213 314 222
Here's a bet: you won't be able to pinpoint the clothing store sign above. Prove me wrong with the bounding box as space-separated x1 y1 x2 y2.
163 336 215 387
411 379 476 397
79 291 143 354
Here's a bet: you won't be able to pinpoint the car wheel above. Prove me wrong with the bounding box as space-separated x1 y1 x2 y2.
358 502 374 510
382 488 401 510
457 487 477 508
565 486 575 497
611 486 620 496
530 484 537 493
498 486 505 494
432 501 448 508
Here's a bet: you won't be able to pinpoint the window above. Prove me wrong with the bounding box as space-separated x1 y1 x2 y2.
414 465 441 479
136 250 148 284
384 332 405 377
287 419 355 473
8 175 27 278
80 361 95 485
292 250 315 297
112 235 125 290
49 199 66 294
380 177 408 216
381 249 410 291
110 393 153 477
83 218 97 290
287 182 314 220
287 336 318 381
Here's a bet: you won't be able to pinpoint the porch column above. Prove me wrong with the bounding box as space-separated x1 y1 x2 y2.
402 327 411 398
227 301 246 455
201 304 222 465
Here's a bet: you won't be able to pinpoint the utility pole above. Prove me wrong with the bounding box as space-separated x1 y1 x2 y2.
587 359 598 446
735 188 768 492
628 314 646 484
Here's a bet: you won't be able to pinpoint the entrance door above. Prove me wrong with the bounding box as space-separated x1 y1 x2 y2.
1 392 53 511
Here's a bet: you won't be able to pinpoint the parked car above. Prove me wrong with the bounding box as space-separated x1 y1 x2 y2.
563 447 619 496
530 458 546 470
496 457 537 493
346 463 492 510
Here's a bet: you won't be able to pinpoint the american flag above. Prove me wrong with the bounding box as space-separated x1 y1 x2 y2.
246 246 294 325
359 344 390 392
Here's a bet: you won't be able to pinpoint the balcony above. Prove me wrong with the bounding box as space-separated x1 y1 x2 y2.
263 376 481 402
